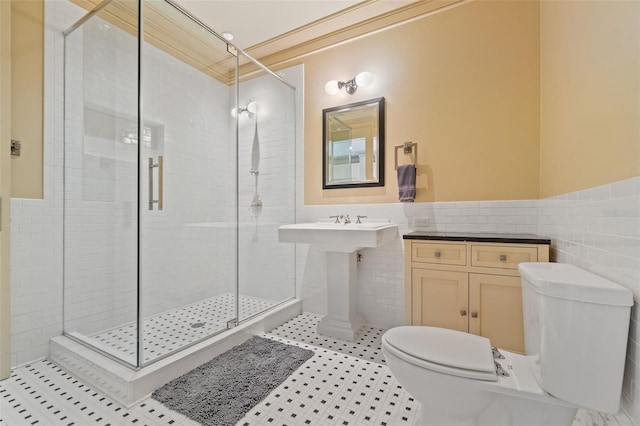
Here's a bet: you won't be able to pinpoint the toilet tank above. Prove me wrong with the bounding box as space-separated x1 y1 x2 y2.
518 263 633 413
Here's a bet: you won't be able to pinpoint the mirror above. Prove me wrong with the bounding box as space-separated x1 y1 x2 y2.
323 97 385 189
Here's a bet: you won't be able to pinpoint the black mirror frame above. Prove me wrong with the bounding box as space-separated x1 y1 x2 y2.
322 97 385 190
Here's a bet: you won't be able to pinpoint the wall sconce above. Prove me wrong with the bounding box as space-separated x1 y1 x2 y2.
325 71 374 95
231 100 258 118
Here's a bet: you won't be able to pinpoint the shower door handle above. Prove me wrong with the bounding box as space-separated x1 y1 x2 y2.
148 156 164 210
158 156 163 210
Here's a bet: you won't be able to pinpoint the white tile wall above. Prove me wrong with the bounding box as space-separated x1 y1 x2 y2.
236 64 299 309
539 176 640 425
294 200 541 328
63 14 236 337
9 0 84 367
10 0 297 366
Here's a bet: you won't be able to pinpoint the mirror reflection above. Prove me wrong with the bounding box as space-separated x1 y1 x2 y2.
323 97 385 189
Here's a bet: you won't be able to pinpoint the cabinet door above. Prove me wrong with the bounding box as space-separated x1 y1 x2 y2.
411 269 468 332
469 274 524 353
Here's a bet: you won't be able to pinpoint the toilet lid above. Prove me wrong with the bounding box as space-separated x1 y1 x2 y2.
383 326 497 380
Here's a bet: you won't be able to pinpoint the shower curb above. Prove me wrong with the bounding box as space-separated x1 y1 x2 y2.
49 299 302 408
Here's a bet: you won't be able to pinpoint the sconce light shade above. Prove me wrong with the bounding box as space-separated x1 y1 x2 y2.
231 100 258 118
246 101 258 114
325 72 374 95
355 71 374 88
325 80 341 95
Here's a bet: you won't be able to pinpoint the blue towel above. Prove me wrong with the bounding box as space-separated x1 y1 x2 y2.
397 164 416 202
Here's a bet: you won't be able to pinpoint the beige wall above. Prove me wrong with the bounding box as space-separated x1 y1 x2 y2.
1 0 12 379
299 0 541 204
539 0 640 198
11 0 44 199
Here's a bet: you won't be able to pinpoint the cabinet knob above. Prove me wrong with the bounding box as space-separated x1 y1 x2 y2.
460 309 467 316
471 312 478 318
499 254 507 261
435 251 441 258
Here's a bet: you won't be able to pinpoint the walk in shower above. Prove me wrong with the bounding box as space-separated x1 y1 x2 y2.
61 0 296 369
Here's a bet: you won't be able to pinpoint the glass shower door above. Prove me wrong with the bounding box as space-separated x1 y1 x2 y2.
235 54 297 323
64 0 296 369
63 0 141 367
137 0 238 365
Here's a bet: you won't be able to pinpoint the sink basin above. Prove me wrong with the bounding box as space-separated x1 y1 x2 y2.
278 219 398 341
278 219 398 252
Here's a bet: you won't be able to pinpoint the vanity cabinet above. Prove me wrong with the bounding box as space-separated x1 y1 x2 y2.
404 235 550 353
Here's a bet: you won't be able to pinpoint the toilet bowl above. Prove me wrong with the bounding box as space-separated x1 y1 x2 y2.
382 326 577 426
383 263 633 426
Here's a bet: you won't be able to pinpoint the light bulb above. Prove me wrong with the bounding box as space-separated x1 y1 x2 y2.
325 80 340 95
247 101 258 114
355 71 374 88
231 108 237 118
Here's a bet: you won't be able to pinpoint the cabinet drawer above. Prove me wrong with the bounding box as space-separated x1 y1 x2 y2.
470 245 538 270
412 242 467 266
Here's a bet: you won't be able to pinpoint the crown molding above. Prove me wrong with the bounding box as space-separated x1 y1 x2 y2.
69 0 466 84
241 0 465 76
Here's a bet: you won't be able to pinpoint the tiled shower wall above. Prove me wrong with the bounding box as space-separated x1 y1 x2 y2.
63 12 237 337
10 0 297 366
236 65 299 307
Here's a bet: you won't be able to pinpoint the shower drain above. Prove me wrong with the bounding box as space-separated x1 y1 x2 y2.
190 322 206 328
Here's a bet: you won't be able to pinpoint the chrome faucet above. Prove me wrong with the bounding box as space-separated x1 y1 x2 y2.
329 214 351 224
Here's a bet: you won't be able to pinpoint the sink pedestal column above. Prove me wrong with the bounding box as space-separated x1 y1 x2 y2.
317 251 365 341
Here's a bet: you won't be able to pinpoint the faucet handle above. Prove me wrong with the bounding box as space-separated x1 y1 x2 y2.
329 215 341 223
356 215 367 224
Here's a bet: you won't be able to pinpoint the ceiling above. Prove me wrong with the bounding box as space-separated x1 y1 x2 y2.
172 0 418 50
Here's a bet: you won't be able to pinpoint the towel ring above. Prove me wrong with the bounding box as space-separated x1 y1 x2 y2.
394 142 417 170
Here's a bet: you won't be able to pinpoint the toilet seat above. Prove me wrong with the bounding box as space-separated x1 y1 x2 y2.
382 326 497 381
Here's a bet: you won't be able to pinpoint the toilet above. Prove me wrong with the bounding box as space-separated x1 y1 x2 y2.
382 263 633 425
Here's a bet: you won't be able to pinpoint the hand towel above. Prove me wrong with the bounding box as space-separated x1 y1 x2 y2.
397 164 416 202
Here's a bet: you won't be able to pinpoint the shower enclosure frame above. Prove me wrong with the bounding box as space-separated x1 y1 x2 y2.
61 0 297 370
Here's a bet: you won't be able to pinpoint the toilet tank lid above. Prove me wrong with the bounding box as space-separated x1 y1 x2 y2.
518 263 633 307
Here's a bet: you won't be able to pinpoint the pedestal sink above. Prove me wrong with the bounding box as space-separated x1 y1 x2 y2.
278 219 398 341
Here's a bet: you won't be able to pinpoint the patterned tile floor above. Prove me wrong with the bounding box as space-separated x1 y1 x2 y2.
88 294 278 364
267 313 386 365
0 312 629 426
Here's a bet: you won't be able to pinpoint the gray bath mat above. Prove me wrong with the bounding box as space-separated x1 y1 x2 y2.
152 336 314 426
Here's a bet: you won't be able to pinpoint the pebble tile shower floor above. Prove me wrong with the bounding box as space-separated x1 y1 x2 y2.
88 294 278 363
0 313 622 426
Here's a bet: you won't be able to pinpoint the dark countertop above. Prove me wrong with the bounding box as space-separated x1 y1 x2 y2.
403 232 551 245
